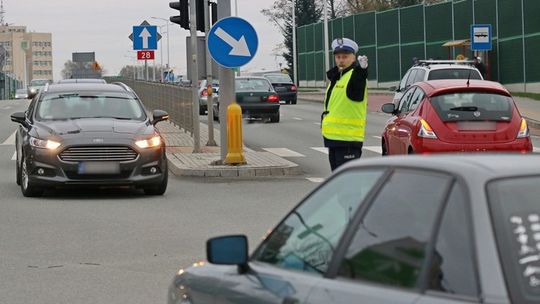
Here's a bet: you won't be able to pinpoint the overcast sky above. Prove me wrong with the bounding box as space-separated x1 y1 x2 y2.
5 0 286 80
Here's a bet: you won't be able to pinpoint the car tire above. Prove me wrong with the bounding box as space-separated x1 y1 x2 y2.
269 112 280 123
291 99 297 105
15 140 21 186
144 166 168 195
381 139 388 156
20 154 43 197
408 147 415 154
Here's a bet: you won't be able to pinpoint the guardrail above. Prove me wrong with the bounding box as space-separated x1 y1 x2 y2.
114 79 194 135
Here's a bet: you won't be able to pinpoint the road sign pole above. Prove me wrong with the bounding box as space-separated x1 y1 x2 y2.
190 0 201 153
217 0 234 162
144 59 148 81
205 0 217 146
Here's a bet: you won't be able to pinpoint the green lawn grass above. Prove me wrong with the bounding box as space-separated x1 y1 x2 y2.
511 92 540 101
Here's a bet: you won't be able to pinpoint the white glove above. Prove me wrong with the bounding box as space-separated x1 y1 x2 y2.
358 55 368 69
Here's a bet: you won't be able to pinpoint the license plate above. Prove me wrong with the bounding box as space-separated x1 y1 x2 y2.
78 162 120 174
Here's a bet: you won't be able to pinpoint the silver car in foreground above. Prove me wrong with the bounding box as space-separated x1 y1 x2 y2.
169 154 540 304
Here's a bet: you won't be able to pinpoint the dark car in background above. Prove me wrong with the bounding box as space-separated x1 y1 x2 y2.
10 83 169 197
264 73 297 104
213 76 280 123
169 154 540 304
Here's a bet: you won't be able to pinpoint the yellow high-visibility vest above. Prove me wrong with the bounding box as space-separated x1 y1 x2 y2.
322 68 368 142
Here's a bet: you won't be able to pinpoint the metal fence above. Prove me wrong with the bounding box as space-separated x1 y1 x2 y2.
111 79 194 134
297 0 540 91
0 72 22 99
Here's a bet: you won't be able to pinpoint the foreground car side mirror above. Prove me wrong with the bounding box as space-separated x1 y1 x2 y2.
11 112 28 127
207 235 249 272
381 103 397 115
152 110 169 125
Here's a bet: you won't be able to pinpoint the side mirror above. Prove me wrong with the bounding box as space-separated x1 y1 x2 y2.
11 112 28 127
389 86 397 92
207 235 249 269
381 103 397 114
151 110 169 125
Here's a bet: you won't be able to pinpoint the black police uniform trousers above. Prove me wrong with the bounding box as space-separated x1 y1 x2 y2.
328 144 363 171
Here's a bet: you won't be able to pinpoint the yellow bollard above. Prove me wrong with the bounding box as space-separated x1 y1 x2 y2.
224 101 247 165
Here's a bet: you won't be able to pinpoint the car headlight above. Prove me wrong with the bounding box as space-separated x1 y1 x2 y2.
135 136 161 149
29 137 61 150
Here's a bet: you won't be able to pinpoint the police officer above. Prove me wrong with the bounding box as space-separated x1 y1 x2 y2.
321 37 368 171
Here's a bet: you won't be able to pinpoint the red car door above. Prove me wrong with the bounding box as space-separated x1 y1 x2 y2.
397 88 426 154
388 87 416 154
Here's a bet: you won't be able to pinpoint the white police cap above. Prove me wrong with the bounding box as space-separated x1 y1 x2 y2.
331 38 358 54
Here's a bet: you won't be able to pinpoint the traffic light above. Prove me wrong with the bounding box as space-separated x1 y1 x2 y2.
210 2 217 25
195 0 205 32
169 0 189 30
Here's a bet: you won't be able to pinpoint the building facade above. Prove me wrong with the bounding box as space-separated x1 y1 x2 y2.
0 25 53 86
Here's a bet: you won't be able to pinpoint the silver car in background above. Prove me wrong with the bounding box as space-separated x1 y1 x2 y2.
15 89 28 99
169 154 540 304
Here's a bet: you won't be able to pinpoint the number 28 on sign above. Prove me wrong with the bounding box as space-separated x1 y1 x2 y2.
137 51 155 60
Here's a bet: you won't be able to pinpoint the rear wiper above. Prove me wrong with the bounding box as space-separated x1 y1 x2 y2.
449 106 478 111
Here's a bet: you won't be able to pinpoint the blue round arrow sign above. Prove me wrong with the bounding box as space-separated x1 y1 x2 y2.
207 17 258 69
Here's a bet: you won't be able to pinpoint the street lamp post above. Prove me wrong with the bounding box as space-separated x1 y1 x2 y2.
151 17 170 69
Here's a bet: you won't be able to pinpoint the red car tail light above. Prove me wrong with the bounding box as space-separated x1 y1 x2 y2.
291 85 297 92
418 118 438 139
268 94 280 103
517 118 529 138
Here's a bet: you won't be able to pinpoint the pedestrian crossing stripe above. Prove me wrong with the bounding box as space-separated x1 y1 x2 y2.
1 131 16 145
11 152 16 160
262 148 305 157
310 147 328 155
306 177 325 183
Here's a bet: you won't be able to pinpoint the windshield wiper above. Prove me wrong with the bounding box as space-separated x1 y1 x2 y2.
449 106 478 111
67 116 133 120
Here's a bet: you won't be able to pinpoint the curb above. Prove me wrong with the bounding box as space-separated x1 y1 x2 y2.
166 152 302 178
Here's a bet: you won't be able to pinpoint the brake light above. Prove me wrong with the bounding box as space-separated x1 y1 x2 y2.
201 89 207 97
291 85 297 92
268 94 280 103
517 118 529 138
418 118 437 139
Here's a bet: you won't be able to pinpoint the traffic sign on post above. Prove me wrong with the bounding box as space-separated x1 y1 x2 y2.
137 50 155 60
471 24 492 51
207 17 258 68
133 25 158 50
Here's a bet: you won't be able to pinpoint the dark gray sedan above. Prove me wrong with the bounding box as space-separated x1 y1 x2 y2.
169 154 540 303
10 83 169 197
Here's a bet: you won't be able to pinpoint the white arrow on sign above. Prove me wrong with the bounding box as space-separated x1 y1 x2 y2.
139 28 152 49
215 27 251 57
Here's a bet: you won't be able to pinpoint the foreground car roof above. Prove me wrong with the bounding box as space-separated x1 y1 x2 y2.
340 154 540 180
44 83 129 94
417 80 510 97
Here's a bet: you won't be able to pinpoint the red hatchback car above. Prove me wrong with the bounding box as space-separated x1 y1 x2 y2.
381 79 533 155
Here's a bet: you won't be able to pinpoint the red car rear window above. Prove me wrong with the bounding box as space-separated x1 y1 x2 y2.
430 92 513 122
488 176 540 304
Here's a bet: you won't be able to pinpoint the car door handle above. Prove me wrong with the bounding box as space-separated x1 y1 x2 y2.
282 296 299 304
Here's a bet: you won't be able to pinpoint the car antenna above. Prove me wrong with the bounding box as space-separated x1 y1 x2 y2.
466 68 472 87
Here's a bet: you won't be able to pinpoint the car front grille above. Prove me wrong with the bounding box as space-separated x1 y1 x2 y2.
59 146 138 162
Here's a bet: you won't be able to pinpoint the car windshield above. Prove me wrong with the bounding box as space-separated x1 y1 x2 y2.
487 176 540 304
35 92 146 121
427 69 482 80
235 78 272 92
30 79 50 86
265 74 292 83
430 92 513 122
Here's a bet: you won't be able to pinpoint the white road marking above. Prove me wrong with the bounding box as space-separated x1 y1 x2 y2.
293 117 303 121
372 136 382 139
262 148 305 157
1 131 16 145
11 151 16 161
314 122 321 126
311 147 328 155
306 177 325 183
2 106 12 110
363 146 383 154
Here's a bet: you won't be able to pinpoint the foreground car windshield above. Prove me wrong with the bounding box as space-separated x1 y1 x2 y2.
488 176 540 304
35 92 146 121
235 79 272 92
430 92 512 122
428 69 482 80
265 74 292 83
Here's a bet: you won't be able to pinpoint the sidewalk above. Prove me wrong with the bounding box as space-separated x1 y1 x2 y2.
156 121 301 178
298 90 540 133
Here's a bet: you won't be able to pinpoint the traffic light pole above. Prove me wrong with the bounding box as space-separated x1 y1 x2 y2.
190 0 202 153
205 0 217 146
218 0 234 162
